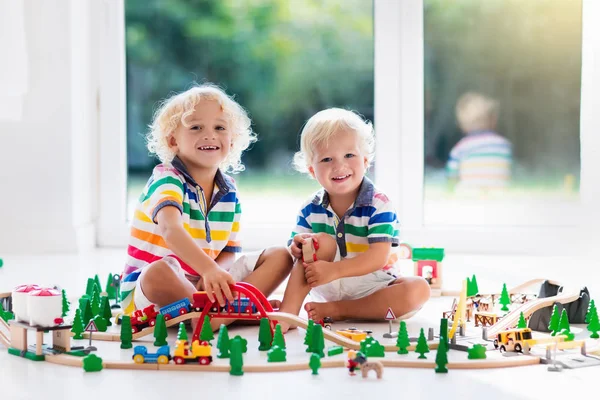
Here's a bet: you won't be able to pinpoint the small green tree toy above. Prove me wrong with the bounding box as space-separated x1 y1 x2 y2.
309 353 321 375
467 344 487 360
415 328 430 359
230 337 244 376
232 335 248 353
61 289 70 317
272 324 286 350
365 340 385 357
467 275 479 297
499 283 511 312
586 300 597 324
258 317 273 351
435 339 448 373
82 354 103 372
217 324 231 358
71 309 85 339
200 315 214 343
100 296 112 326
177 322 188 341
82 298 93 325
120 315 133 349
517 312 527 329
267 344 286 362
85 278 96 298
304 319 314 352
94 274 102 293
311 324 325 358
558 309 571 334
105 273 117 300
587 307 600 339
439 318 449 351
154 314 168 346
93 315 108 332
90 287 101 316
396 321 410 354
549 304 561 336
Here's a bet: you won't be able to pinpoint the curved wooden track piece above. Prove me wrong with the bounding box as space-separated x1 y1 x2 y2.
0 317 10 347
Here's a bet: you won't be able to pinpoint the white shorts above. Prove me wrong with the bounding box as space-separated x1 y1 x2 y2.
308 247 398 302
134 250 263 311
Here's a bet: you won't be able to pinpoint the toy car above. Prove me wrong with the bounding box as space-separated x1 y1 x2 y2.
132 345 171 364
316 317 333 330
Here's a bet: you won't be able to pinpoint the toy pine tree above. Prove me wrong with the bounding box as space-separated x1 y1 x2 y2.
309 353 321 375
154 314 168 346
85 278 96 297
499 283 511 312
229 337 244 376
177 322 188 341
100 296 112 326
586 300 596 324
311 324 325 358
435 338 448 373
258 317 273 351
396 321 410 354
93 315 108 332
415 328 430 359
587 308 600 339
470 275 479 297
105 273 117 300
267 344 286 362
71 309 85 339
273 324 286 350
61 289 70 317
558 309 570 334
439 318 449 350
549 304 561 335
94 274 102 293
232 335 248 353
304 319 314 352
517 312 527 329
217 324 231 358
120 315 133 349
200 315 214 343
90 287 100 316
82 298 93 325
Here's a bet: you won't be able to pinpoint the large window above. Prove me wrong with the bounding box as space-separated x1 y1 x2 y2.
124 0 374 247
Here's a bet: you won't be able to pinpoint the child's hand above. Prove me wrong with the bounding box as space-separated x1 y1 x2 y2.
290 233 315 259
201 267 235 306
303 260 339 288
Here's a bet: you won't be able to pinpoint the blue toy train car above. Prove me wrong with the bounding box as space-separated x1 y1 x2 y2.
159 298 191 320
133 345 171 364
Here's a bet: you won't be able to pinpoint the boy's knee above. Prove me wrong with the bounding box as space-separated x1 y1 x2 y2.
312 233 337 261
141 260 178 292
260 246 294 269
409 277 431 306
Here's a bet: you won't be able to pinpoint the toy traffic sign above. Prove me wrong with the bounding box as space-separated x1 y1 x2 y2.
383 307 398 338
85 320 98 347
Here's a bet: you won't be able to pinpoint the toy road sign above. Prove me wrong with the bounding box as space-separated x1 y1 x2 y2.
85 320 98 332
385 307 396 321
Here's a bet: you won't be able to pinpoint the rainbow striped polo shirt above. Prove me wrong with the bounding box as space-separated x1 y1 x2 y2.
446 131 512 190
289 177 400 276
120 156 241 313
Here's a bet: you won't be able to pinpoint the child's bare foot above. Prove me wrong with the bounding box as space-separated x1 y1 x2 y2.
304 301 337 322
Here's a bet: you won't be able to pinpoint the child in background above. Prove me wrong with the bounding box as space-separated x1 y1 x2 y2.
277 108 430 332
446 92 513 194
120 84 292 327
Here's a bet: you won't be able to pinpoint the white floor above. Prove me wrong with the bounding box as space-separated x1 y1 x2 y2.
0 249 598 400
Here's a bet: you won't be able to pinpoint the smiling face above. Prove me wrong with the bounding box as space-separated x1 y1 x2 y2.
308 129 368 199
168 99 232 173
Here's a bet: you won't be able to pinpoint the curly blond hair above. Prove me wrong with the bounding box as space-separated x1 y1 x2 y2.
293 108 375 175
455 92 499 133
146 83 256 173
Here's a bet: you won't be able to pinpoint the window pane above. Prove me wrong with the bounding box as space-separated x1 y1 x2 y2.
125 0 374 226
423 0 582 225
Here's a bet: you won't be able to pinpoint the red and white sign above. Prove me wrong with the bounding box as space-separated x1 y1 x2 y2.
384 307 396 321
85 320 98 332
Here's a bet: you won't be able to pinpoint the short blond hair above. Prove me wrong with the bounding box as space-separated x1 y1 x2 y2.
455 92 499 133
293 108 375 174
146 83 256 173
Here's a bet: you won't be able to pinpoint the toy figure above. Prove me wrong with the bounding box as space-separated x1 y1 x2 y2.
346 350 366 376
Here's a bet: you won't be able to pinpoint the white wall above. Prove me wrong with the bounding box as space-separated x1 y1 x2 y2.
0 0 97 253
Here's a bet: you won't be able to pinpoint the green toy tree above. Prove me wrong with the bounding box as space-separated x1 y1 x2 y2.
309 353 321 375
311 324 325 358
120 315 133 349
71 309 85 339
258 317 273 351
217 324 231 358
230 337 244 376
154 314 168 346
94 274 102 293
232 335 248 353
435 339 448 373
415 328 430 359
177 322 188 341
100 296 112 326
93 315 108 332
304 319 314 352
558 309 571 334
365 340 385 357
517 312 527 329
272 324 286 350
85 278 96 297
499 283 511 312
586 300 597 324
360 336 375 353
439 318 449 351
267 344 286 362
549 304 561 335
82 354 103 372
587 308 600 339
200 315 214 343
467 275 479 297
467 344 487 360
105 273 117 300
90 287 100 316
82 298 93 325
61 289 70 317
396 321 410 354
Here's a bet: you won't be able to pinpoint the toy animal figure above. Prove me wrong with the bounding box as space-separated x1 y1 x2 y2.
360 360 384 379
